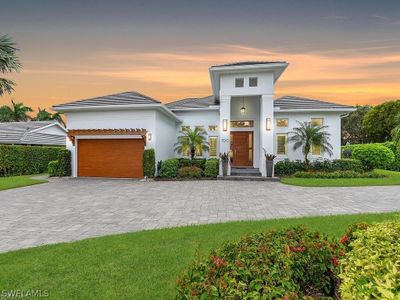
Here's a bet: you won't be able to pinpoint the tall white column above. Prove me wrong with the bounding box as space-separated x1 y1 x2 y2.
219 95 231 175
259 94 274 176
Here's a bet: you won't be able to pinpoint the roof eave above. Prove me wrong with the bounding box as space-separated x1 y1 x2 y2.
274 108 355 113
169 107 220 112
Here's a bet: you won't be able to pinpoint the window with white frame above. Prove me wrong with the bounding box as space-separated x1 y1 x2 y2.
235 78 244 88
311 118 324 126
276 118 289 127
249 77 258 87
209 136 217 157
276 134 287 155
312 144 322 155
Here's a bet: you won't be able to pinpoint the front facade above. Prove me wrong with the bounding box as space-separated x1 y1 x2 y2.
54 61 354 178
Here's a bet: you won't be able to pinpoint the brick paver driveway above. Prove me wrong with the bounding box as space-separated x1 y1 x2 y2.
1 178 399 252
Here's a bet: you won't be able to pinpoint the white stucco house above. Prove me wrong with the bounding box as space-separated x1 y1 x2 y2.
53 61 354 178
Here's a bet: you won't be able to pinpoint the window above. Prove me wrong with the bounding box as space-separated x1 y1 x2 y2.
181 126 190 132
195 125 205 131
208 125 218 132
312 144 322 155
235 78 244 88
249 77 258 87
311 118 324 126
182 137 190 157
209 136 217 157
276 118 289 127
195 145 202 156
230 120 254 128
277 134 287 155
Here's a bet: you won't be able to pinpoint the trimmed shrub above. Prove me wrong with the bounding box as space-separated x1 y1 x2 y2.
177 226 343 299
293 170 386 179
311 159 365 172
178 166 202 178
160 159 179 178
178 158 191 168
339 219 400 299
0 145 65 176
352 144 395 170
191 158 206 170
204 158 219 177
142 149 156 177
274 159 306 176
48 160 59 177
47 150 71 177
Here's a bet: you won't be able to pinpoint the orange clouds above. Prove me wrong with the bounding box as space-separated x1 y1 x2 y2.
2 43 400 109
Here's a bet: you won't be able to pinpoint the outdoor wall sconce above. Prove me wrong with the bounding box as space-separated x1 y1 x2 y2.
266 118 271 131
147 132 152 141
223 119 228 131
240 97 246 114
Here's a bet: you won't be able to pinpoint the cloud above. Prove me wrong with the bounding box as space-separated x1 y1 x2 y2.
372 15 391 22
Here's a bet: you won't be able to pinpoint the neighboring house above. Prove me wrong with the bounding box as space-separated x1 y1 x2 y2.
53 61 354 178
0 121 66 146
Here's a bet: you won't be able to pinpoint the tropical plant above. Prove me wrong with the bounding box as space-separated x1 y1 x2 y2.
263 148 276 161
341 105 371 144
0 99 32 122
219 152 229 164
34 107 65 126
0 34 21 96
174 127 209 160
391 112 400 146
288 121 333 165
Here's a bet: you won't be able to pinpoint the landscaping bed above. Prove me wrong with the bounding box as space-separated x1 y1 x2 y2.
0 212 398 299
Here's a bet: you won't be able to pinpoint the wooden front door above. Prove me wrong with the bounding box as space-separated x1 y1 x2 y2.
77 138 144 178
230 131 253 167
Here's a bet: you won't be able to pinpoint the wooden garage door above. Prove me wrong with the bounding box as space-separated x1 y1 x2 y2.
78 139 144 178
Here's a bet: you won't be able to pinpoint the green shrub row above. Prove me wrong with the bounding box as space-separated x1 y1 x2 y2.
160 158 219 178
0 145 66 176
47 149 71 177
178 166 202 178
142 149 156 178
274 159 364 176
293 170 386 179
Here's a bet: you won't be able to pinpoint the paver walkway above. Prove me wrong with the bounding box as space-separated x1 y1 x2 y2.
1 178 399 252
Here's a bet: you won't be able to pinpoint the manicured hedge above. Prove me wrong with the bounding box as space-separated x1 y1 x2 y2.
0 145 65 176
352 144 395 170
275 159 365 176
339 219 400 299
142 149 156 178
177 226 342 299
47 149 71 177
160 158 179 178
293 170 385 179
204 158 219 177
178 166 202 178
178 158 207 170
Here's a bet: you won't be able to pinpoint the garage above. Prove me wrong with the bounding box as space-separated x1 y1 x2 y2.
77 138 145 178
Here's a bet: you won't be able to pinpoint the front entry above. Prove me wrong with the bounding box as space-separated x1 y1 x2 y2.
230 131 253 167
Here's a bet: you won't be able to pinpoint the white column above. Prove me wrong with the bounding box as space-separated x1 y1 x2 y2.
219 95 231 175
259 94 274 176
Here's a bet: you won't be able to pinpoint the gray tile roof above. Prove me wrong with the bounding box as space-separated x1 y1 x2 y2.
53 91 160 110
274 96 354 111
211 61 287 68
0 121 65 146
166 95 218 110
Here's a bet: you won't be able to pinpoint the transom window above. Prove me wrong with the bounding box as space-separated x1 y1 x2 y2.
235 78 244 88
276 134 287 155
311 118 324 126
208 125 218 132
209 136 217 157
276 118 289 127
230 120 254 128
181 126 190 131
249 77 258 87
195 125 205 131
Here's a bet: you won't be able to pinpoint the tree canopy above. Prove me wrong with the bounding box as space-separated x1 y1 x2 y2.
0 100 32 122
0 34 21 96
341 105 371 145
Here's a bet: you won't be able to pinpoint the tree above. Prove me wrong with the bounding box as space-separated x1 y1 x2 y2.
174 127 209 160
289 121 333 165
341 105 371 144
0 34 21 96
0 100 32 122
392 112 400 146
34 107 65 126
363 100 400 142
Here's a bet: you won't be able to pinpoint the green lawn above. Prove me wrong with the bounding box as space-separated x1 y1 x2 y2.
0 212 398 300
0 175 48 191
281 169 400 187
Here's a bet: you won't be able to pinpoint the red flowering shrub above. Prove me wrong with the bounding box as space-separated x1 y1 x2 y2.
339 222 369 250
176 227 344 299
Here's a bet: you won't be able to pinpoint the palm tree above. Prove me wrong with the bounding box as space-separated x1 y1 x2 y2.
34 107 65 126
0 34 21 96
0 100 32 122
288 121 333 165
174 127 209 160
392 112 400 146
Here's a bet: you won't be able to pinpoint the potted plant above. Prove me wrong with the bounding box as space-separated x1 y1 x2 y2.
263 149 276 177
219 152 229 176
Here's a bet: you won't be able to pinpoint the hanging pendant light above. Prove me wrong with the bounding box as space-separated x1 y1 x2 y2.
240 97 246 114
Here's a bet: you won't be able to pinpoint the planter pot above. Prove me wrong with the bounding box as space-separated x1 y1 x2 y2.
266 160 274 177
222 162 228 176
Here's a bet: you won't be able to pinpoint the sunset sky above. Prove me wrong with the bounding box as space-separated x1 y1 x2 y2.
1 0 400 112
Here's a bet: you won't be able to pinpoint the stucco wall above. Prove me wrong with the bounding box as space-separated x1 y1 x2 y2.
274 111 342 161
155 111 179 162
219 72 274 97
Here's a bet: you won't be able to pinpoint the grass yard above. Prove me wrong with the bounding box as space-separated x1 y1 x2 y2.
0 175 47 191
281 169 400 187
0 212 398 299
